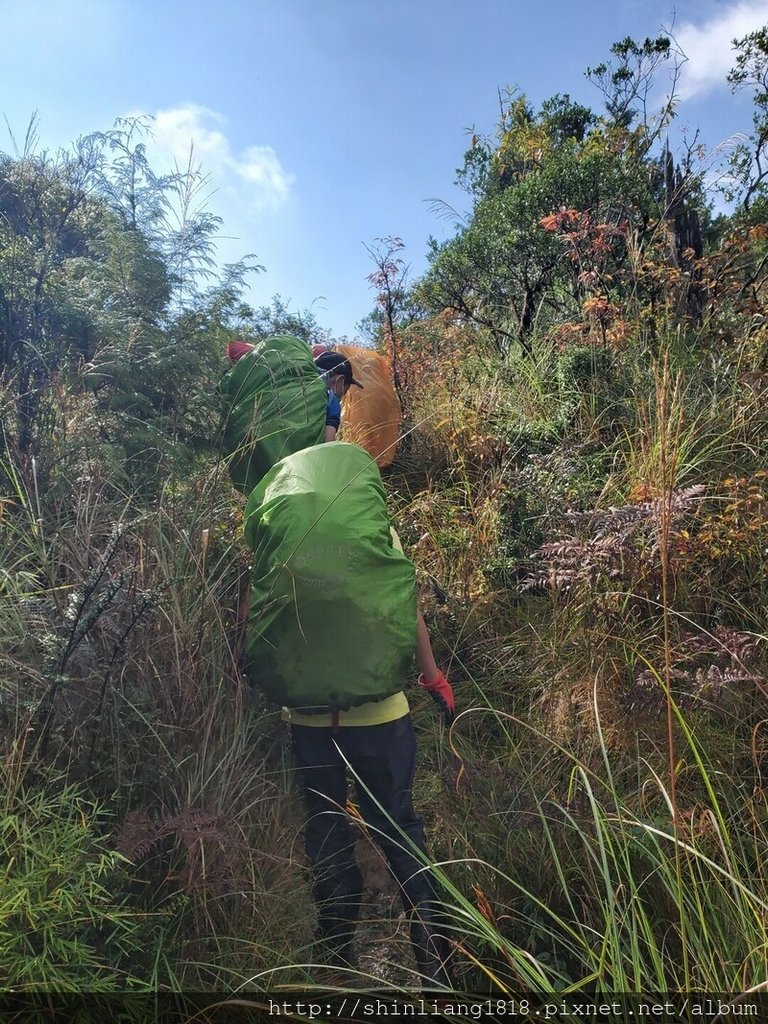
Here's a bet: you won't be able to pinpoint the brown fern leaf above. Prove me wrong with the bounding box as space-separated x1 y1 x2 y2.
115 808 158 862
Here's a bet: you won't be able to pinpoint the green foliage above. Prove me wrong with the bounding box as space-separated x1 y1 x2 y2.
409 36 716 361
386 33 768 993
5 26 768 1000
0 144 103 452
244 292 333 344
0 116 260 485
0 771 142 991
417 96 668 352
726 27 768 212
585 35 675 135
431 701 768 993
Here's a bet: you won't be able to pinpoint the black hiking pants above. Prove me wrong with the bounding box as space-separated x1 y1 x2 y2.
291 713 452 984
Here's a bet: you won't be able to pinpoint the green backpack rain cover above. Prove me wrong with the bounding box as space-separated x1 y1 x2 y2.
242 442 417 712
219 334 327 494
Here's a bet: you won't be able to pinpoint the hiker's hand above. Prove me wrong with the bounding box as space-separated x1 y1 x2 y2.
418 671 456 726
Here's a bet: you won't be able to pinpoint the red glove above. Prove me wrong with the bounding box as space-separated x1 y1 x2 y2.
418 671 456 726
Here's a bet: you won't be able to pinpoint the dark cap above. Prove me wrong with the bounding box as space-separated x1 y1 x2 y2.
314 351 364 388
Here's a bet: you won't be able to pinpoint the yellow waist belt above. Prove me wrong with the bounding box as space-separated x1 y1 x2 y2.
283 691 409 727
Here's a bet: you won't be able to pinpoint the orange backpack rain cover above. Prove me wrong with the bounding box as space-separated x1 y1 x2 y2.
333 344 401 468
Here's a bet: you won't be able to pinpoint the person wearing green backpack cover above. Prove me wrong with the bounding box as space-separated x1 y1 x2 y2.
219 335 327 494
242 441 457 988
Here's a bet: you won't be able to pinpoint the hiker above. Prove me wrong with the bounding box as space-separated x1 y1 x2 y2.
288 570 456 985
313 350 364 441
241 442 456 987
220 336 327 493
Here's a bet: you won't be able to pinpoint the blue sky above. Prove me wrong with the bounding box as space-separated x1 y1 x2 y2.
2 0 767 340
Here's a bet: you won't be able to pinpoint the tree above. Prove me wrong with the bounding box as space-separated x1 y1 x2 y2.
726 27 768 216
364 236 415 396
585 35 679 144
80 120 263 479
0 117 259 484
0 130 110 456
243 294 331 346
416 95 641 354
413 38 702 355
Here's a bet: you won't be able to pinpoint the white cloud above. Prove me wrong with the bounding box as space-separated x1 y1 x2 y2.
148 104 294 211
235 144 294 204
675 0 768 101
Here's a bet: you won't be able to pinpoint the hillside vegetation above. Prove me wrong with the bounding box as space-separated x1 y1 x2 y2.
2 31 768 1013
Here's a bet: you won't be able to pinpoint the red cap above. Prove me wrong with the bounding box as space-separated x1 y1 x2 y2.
227 340 255 363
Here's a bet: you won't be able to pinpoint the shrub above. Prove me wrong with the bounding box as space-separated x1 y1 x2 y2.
0 770 142 991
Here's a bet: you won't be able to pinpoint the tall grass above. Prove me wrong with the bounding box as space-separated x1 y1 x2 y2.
3 298 768 1000
387 325 768 999
0 440 315 990
427 689 768 994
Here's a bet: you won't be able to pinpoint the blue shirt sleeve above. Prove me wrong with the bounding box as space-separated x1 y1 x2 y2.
325 390 341 430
